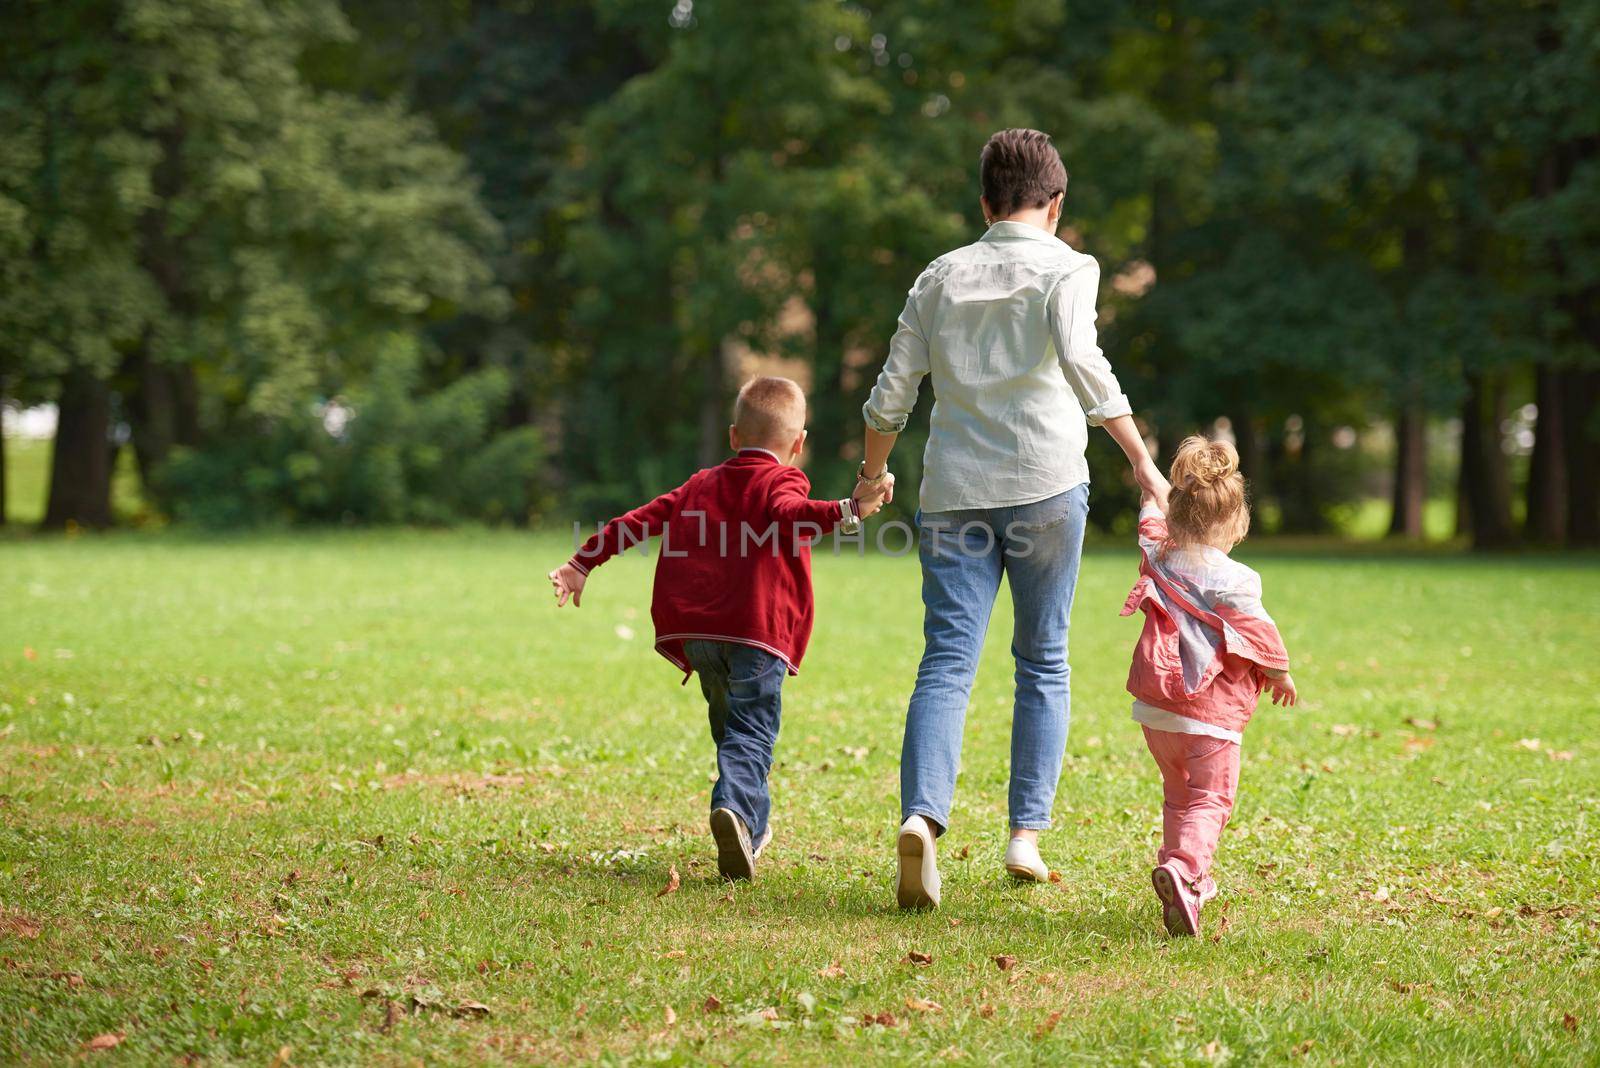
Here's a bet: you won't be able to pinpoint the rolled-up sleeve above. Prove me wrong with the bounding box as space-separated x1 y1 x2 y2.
1047 261 1131 426
862 281 930 433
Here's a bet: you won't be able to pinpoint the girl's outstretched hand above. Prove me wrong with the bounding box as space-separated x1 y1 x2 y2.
549 563 587 607
1265 670 1297 707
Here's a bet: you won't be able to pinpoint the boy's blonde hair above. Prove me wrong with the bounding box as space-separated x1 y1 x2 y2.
734 376 806 448
1165 435 1250 550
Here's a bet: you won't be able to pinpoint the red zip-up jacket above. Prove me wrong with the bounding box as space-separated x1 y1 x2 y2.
567 449 847 676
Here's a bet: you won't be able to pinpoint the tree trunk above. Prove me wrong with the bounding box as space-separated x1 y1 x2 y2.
1275 425 1327 534
42 369 116 530
0 382 7 528
126 349 200 497
1524 364 1567 544
128 346 177 491
1387 401 1427 538
1458 372 1515 550
696 337 732 469
805 275 858 490
1229 409 1262 479
1564 366 1600 546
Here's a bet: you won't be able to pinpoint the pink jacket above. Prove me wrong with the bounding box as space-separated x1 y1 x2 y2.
1122 506 1290 734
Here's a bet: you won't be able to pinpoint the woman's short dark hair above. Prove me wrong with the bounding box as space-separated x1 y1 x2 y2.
979 129 1068 217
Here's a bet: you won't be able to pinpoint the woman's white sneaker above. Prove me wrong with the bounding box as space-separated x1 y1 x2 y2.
1004 836 1049 882
896 815 941 909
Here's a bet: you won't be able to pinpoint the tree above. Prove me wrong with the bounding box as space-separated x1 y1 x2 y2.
0 0 501 528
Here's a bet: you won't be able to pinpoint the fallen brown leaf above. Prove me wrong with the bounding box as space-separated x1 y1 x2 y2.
83 1033 124 1052
703 995 723 1013
662 949 686 959
657 864 680 898
1564 1013 1578 1033
905 996 942 1013
904 949 933 965
1047 871 1062 884
992 954 1018 971
954 845 970 860
1 914 41 939
381 999 401 1032
978 1003 995 1018
1293 1038 1315 1056
23 646 37 661
663 1005 677 1026
451 1000 491 1019
1035 1010 1062 1038
817 962 846 979
1404 716 1437 731
865 1011 898 1027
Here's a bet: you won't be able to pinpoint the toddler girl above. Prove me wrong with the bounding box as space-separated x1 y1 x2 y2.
1121 436 1296 936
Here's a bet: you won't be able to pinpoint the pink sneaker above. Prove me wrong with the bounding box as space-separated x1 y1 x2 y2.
1152 862 1202 937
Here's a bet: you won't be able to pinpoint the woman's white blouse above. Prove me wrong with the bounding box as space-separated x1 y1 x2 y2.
863 221 1132 512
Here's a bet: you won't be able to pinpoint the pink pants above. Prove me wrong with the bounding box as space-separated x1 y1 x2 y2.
1142 726 1240 885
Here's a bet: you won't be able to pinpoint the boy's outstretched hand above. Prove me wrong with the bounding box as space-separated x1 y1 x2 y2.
549 563 586 607
1264 670 1298 707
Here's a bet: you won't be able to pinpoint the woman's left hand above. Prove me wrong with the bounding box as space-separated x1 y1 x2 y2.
1135 460 1171 513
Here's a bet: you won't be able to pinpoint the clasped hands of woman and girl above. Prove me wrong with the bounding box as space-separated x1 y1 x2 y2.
549 128 1295 938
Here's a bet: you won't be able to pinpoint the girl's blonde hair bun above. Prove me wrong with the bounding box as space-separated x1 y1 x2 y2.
1170 436 1240 490
1165 435 1250 549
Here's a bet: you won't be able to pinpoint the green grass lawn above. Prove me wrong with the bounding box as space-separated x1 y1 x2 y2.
2 531 1597 1064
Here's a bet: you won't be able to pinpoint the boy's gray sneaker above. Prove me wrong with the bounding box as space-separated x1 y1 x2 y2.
710 807 755 881
751 823 773 860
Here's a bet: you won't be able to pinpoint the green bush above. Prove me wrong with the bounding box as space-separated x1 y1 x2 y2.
158 338 547 527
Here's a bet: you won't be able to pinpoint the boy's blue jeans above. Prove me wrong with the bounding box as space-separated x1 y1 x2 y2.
683 639 784 843
901 485 1089 835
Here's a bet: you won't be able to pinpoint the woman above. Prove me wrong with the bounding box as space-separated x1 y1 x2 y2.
855 128 1170 908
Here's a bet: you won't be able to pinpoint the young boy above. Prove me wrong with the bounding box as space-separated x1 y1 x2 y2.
548 376 891 880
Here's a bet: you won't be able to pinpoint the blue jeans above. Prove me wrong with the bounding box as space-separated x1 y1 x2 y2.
900 485 1089 834
683 639 785 843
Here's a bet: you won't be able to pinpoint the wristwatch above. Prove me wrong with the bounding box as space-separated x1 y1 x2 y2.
857 460 889 485
839 496 861 535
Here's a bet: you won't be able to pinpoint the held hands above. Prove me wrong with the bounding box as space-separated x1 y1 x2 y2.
548 562 586 607
1264 670 1298 707
1135 458 1172 514
852 471 895 520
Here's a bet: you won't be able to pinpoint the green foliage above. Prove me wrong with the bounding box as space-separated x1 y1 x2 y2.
158 337 545 527
4 0 1599 539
